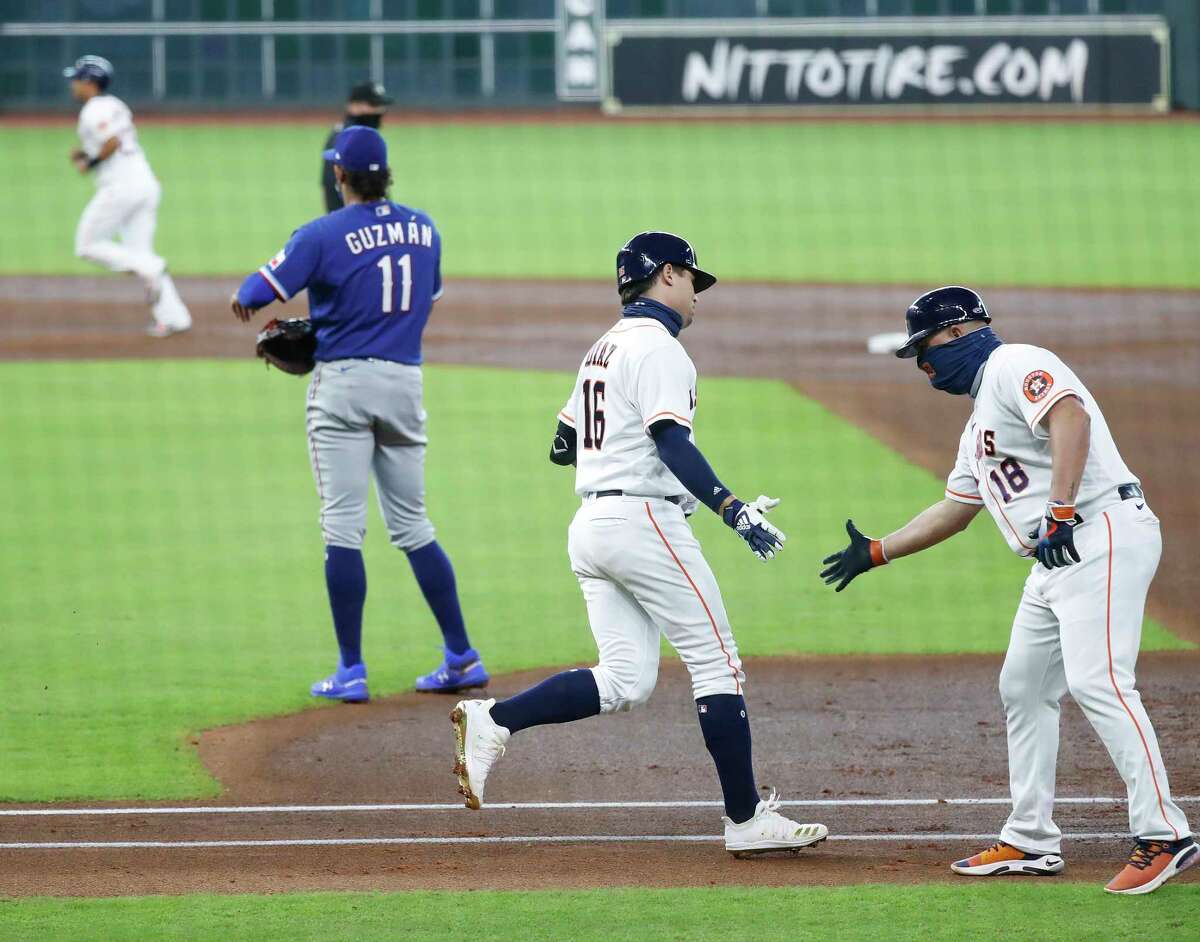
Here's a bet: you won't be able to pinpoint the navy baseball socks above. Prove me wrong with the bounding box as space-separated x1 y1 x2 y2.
489 669 601 733
698 696 831 853
409 541 491 693
311 545 370 702
451 671 601 806
484 683 755 819
696 694 760 824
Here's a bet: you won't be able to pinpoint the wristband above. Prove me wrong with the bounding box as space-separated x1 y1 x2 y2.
869 539 888 566
1046 501 1076 522
86 156 102 170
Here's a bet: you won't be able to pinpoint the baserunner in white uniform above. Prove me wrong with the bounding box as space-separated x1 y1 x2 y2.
64 56 191 337
820 286 1195 896
450 232 828 858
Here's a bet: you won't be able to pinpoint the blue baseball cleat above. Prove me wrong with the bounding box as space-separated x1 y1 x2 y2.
416 647 490 694
310 661 370 703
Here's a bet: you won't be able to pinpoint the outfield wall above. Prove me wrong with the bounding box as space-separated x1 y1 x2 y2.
2 2 1198 111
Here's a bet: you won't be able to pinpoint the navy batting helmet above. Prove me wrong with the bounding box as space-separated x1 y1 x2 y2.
895 285 991 359
616 231 716 296
63 55 114 90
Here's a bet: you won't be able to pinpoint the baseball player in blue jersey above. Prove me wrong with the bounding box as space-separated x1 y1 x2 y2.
231 126 489 701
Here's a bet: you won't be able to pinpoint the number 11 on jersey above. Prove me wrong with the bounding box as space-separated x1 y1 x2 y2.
376 253 412 314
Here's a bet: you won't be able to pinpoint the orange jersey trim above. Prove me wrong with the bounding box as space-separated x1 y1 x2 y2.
1029 388 1081 431
643 410 693 430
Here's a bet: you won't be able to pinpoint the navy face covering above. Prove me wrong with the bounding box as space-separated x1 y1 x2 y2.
623 297 684 336
918 327 1003 395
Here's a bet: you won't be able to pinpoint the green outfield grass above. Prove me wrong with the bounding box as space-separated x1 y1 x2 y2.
0 360 1186 802
4 884 1199 941
3 120 1198 287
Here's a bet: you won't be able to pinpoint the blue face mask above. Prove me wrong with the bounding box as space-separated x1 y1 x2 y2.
918 327 1003 396
623 297 684 336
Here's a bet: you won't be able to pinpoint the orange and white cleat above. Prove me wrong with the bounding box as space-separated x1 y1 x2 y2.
951 840 1064 877
1105 838 1198 895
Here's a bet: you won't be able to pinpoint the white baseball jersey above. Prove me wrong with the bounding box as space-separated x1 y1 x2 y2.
939 343 1189 851
558 318 698 498
557 314 745 713
72 94 189 330
943 344 1137 556
76 94 154 188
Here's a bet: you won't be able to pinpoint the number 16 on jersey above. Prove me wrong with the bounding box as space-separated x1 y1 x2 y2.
582 379 605 450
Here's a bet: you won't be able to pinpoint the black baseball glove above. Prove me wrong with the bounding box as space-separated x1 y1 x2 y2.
255 318 316 375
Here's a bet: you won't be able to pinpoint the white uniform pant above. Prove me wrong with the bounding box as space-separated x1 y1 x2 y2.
999 498 1191 853
74 176 191 329
75 177 165 283
567 495 744 713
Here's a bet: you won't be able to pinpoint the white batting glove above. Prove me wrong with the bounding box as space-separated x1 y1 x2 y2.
724 494 787 561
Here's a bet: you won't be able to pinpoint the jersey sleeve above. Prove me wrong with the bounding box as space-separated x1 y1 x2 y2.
633 343 697 434
431 227 443 301
945 423 984 505
999 349 1085 440
256 223 322 302
78 99 128 157
557 380 579 429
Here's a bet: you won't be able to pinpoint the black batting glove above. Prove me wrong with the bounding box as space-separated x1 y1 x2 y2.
1035 502 1081 570
820 519 887 592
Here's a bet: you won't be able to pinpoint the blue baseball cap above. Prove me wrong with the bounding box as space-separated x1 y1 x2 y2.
322 125 388 171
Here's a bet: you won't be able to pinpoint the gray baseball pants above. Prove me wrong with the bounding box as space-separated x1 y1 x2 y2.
305 358 435 552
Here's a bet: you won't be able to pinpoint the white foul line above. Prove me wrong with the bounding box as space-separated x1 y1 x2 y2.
4 796 1195 818
0 832 1131 851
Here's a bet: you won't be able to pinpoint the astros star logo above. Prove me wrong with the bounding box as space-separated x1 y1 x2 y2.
1023 370 1054 403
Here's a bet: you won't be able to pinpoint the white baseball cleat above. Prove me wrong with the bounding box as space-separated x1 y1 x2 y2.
724 790 828 858
450 698 509 810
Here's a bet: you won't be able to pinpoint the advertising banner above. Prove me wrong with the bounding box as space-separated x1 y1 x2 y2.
608 20 1168 111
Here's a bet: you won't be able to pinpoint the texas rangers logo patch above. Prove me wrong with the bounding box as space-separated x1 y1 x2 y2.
1023 370 1054 403
268 249 287 270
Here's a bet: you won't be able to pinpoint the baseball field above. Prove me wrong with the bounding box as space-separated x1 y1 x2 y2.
1 116 1198 938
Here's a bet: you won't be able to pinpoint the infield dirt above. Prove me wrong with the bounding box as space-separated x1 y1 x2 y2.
1 653 1198 896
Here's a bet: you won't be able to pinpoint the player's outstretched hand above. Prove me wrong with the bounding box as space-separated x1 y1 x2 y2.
723 495 786 561
820 519 882 592
231 292 257 323
1035 503 1082 570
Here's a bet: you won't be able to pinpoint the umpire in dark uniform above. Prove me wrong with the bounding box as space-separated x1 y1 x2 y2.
321 81 393 213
